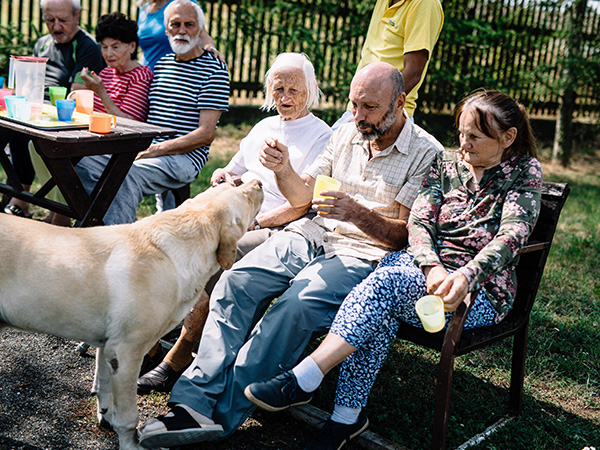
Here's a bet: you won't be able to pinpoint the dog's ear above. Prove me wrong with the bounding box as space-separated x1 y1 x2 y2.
216 216 243 270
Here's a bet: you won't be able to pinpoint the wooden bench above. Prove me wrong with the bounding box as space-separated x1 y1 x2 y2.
395 181 570 450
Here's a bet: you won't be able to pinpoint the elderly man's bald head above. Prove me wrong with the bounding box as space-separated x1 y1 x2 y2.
352 62 404 104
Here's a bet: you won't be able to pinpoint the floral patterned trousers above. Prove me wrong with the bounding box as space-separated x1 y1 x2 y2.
330 251 497 409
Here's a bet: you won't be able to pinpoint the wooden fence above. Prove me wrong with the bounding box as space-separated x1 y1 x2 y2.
1 0 599 119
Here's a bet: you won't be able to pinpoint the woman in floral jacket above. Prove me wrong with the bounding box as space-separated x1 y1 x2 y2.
243 90 543 450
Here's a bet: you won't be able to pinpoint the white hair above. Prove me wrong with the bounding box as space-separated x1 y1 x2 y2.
164 0 206 30
262 52 321 112
40 0 81 13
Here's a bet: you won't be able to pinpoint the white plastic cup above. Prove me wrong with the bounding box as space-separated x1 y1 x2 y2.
13 101 31 121
415 295 445 333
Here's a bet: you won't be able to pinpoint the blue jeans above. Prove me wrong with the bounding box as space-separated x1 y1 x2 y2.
169 231 377 436
75 153 198 225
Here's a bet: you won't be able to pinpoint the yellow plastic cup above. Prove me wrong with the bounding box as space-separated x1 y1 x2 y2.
313 174 341 206
415 295 445 333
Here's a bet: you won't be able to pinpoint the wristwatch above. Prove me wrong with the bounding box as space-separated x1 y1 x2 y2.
252 218 261 230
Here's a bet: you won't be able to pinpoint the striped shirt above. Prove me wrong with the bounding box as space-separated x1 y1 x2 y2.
93 65 153 122
148 51 230 172
287 119 443 262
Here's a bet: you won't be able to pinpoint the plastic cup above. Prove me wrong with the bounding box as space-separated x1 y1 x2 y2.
49 86 67 106
56 99 76 122
13 101 31 121
0 88 14 110
4 95 27 118
66 89 94 114
30 103 43 121
0 76 4 88
415 295 446 333
313 174 341 206
89 112 117 134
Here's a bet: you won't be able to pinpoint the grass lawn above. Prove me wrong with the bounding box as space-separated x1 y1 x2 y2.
1 123 598 449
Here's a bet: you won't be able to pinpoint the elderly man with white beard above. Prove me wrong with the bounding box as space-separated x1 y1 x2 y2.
75 0 230 225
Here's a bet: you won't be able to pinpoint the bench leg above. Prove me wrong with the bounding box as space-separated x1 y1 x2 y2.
509 321 529 415
431 346 456 450
429 293 476 450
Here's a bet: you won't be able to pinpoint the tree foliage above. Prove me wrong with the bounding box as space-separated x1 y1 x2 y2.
0 24 39 79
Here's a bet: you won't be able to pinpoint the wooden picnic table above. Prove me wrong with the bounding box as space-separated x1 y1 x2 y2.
0 113 175 227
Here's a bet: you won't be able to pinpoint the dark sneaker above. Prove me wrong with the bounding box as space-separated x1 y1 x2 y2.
304 411 369 450
137 361 188 394
139 342 168 376
137 405 223 449
244 370 313 412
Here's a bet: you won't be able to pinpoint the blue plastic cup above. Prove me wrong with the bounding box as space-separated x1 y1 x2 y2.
4 95 27 118
56 99 76 122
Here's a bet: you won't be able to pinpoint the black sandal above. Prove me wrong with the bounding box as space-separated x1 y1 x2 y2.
137 405 223 448
4 204 32 219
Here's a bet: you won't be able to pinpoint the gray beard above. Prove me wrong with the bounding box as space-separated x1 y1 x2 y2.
357 107 397 141
169 34 199 55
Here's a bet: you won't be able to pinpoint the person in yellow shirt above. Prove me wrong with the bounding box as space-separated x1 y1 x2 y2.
334 0 443 127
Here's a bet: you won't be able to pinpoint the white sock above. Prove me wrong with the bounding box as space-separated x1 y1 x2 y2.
292 356 324 393
174 403 215 425
331 404 361 425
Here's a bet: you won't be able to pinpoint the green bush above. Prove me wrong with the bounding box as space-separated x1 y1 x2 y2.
0 23 39 79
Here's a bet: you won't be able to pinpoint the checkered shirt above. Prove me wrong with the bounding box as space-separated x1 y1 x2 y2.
286 119 443 262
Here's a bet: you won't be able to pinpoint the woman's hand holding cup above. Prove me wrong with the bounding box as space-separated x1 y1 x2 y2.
424 266 469 312
433 271 469 312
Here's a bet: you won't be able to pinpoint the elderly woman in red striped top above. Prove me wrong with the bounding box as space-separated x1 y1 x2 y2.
80 12 153 121
29 12 152 226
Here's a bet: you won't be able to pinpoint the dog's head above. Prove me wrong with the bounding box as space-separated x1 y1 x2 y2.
144 180 263 271
177 180 264 269
196 179 264 270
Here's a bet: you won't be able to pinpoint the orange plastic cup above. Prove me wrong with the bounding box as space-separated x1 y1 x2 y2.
89 113 117 134
67 89 94 114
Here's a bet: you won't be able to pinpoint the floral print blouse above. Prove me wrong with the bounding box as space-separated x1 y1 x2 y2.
408 150 543 323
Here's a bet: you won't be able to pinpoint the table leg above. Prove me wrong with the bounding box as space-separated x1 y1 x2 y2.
0 128 25 191
33 140 94 223
79 152 138 227
31 137 151 227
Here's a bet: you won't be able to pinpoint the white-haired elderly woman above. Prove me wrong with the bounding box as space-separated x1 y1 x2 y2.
211 52 330 230
136 52 332 395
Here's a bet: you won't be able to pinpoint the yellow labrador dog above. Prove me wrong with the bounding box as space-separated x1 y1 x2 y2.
0 180 263 450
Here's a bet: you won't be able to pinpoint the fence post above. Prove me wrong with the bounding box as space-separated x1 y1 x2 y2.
552 0 588 167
